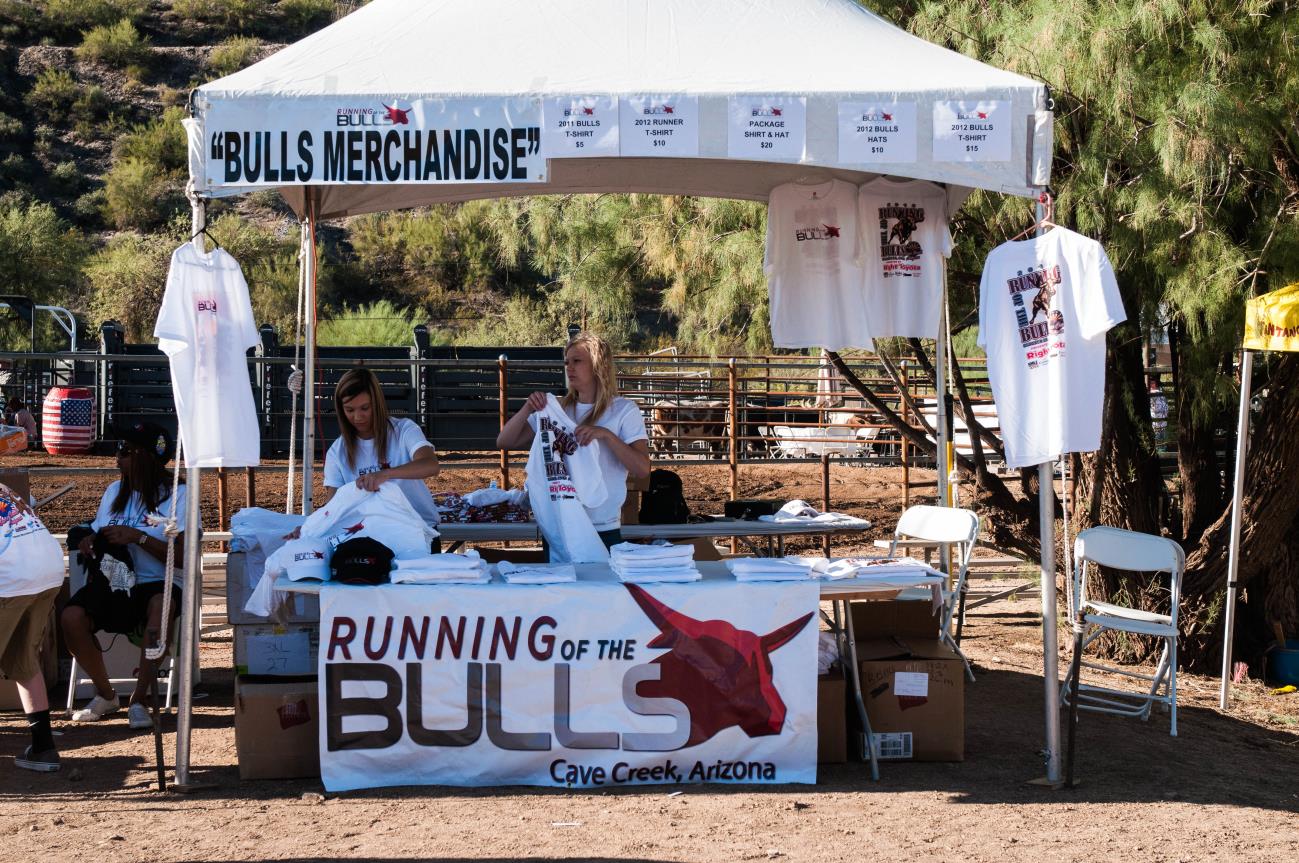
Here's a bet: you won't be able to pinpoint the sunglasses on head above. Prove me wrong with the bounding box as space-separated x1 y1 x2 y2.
116 441 144 455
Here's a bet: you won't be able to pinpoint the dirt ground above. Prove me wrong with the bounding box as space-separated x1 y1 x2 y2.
3 455 1298 862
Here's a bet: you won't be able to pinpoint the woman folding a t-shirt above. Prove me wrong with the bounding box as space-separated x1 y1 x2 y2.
321 367 441 532
496 331 650 547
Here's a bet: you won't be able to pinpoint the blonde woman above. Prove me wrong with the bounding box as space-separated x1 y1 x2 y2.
322 367 441 525
497 333 650 546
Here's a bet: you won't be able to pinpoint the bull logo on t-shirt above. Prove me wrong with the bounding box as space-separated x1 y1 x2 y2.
794 224 840 242
1007 264 1065 368
877 203 925 275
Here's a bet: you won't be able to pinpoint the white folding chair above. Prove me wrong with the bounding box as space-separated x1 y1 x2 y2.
65 619 179 712
770 426 807 458
1060 525 1185 735
888 504 980 681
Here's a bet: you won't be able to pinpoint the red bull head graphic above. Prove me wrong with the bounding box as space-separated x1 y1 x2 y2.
626 584 813 747
382 102 410 125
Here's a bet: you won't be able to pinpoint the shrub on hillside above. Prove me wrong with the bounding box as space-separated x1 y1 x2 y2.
317 300 430 348
76 20 151 69
86 229 176 341
0 195 89 306
0 111 23 141
26 68 79 114
103 156 183 230
172 0 269 32
25 69 109 135
279 0 335 33
41 0 148 34
0 0 42 41
113 105 188 170
206 35 261 77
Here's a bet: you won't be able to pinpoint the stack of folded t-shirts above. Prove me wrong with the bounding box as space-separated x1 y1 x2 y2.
808 555 944 580
609 542 701 584
390 550 492 585
496 561 578 585
724 557 815 582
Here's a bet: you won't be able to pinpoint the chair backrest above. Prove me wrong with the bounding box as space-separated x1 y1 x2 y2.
1073 525 1186 618
894 505 979 546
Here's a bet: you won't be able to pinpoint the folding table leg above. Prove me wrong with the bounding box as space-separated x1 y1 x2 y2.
836 599 879 781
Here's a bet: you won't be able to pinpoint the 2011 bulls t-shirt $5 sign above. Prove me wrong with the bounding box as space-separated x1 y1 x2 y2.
977 227 1126 469
764 179 871 350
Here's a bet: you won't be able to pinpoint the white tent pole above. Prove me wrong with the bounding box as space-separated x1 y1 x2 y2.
1037 194 1062 784
302 189 318 516
175 196 207 787
1219 349 1253 709
936 266 950 509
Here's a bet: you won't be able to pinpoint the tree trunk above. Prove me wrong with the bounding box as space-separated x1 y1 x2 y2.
1171 323 1227 544
1178 353 1299 672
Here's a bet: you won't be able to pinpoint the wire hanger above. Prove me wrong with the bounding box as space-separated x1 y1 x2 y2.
189 225 222 250
1007 190 1056 242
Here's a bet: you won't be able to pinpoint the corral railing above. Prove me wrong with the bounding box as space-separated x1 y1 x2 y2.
2 342 996 477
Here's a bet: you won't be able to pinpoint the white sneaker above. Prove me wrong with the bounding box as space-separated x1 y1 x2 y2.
70 694 120 723
127 703 153 730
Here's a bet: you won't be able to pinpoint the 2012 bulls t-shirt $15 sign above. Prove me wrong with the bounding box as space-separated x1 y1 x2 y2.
764 179 871 350
977 227 1126 469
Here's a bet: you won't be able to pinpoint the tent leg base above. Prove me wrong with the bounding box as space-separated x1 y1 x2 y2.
169 780 216 794
1026 775 1069 790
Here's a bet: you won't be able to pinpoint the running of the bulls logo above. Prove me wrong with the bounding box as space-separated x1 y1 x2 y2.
626 584 814 746
794 224 840 242
1006 264 1066 367
877 203 926 274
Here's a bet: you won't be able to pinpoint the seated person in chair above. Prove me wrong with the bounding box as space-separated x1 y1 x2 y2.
62 421 186 729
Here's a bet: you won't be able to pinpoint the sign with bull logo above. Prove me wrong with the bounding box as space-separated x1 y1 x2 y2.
318 579 819 790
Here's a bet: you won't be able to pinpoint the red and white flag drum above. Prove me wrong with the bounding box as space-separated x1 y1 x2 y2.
318 580 820 791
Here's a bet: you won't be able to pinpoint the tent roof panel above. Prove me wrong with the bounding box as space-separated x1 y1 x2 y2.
200 0 1041 100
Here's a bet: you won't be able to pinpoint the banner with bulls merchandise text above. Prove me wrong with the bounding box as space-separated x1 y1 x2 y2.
197 97 545 190
318 579 819 791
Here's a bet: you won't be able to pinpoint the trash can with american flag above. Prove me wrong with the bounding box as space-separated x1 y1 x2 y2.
41 386 94 454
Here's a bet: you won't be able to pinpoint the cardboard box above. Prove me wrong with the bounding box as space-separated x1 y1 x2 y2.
850 597 941 640
817 672 847 764
227 551 321 625
234 624 319 676
857 635 964 761
235 675 320 780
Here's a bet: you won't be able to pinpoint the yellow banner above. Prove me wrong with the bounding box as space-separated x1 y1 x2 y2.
1244 282 1299 352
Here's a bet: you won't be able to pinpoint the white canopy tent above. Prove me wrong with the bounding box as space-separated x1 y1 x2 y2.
175 0 1059 786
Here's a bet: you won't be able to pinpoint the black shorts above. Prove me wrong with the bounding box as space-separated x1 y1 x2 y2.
66 576 182 640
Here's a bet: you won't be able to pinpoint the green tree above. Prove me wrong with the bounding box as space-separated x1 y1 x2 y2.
861 0 1299 668
317 300 434 347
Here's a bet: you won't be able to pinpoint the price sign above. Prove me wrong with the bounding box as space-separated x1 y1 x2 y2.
932 100 1011 162
619 95 699 157
542 96 619 158
837 101 916 164
727 96 806 161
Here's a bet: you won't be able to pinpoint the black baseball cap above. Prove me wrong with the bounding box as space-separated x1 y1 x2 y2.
115 419 175 463
331 537 395 585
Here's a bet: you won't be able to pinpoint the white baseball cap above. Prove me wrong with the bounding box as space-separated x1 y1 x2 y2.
284 536 332 581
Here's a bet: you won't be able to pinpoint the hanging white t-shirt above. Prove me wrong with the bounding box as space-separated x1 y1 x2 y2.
571 396 649 531
526 395 608 563
154 244 261 468
977 227 1126 468
857 178 953 338
323 418 440 526
90 481 190 585
764 179 870 350
0 485 63 598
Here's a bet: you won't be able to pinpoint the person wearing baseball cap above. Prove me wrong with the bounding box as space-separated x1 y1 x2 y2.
61 420 187 730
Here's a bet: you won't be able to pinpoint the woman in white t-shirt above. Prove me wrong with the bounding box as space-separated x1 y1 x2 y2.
496 332 650 546
62 421 187 729
322 367 441 527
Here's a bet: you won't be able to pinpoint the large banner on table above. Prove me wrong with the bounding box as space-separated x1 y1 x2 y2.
200 97 545 188
318 580 819 791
